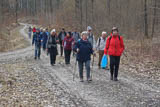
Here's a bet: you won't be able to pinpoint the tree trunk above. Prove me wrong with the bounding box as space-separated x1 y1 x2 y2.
144 0 148 38
151 0 157 38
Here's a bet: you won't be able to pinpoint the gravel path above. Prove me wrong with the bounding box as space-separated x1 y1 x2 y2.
0 23 160 107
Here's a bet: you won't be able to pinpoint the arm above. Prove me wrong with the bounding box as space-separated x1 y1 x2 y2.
96 37 100 51
104 37 110 55
73 42 79 52
120 36 125 54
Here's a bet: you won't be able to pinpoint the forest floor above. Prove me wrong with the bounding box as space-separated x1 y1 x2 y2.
0 23 160 107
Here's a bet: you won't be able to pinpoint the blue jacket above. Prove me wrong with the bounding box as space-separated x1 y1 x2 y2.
73 39 93 62
42 32 48 44
32 32 43 47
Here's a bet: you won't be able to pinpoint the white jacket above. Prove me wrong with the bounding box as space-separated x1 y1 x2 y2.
96 37 106 51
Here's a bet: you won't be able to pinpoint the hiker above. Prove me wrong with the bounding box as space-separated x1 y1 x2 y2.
63 32 74 64
32 28 43 60
72 28 81 56
47 29 59 66
42 29 48 51
46 28 50 37
104 27 124 81
87 26 96 50
96 31 107 69
32 27 36 35
58 28 67 56
73 31 93 82
28 26 32 39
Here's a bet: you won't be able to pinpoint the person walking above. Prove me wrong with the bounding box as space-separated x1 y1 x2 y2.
87 26 96 50
58 28 67 57
42 29 48 51
32 27 36 35
73 31 93 82
32 28 43 60
96 32 107 69
28 26 32 39
72 28 81 56
104 27 124 81
63 32 74 64
47 29 59 66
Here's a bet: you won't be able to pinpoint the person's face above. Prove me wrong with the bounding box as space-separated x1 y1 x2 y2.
62 29 65 32
88 30 92 33
67 33 70 37
82 34 87 40
102 33 107 38
113 30 118 36
52 32 55 36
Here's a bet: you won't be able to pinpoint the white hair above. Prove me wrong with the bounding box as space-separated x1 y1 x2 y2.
102 31 107 35
50 29 56 34
81 31 88 36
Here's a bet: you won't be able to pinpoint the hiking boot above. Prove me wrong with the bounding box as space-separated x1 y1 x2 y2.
114 78 118 81
80 78 83 82
51 63 54 66
87 78 92 82
110 76 113 80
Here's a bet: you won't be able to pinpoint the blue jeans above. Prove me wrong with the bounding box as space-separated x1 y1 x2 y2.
78 60 90 79
28 32 32 39
35 45 41 58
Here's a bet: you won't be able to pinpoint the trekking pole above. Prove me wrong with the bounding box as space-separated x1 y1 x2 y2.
73 56 77 81
91 54 95 80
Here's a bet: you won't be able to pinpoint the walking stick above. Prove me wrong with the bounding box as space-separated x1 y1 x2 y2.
91 54 95 80
73 57 77 81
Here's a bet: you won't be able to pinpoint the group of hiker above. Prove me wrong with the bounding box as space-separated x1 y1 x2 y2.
29 25 124 82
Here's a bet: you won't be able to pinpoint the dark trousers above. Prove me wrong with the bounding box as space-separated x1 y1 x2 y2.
110 56 120 78
64 49 72 64
43 42 47 51
78 60 90 79
60 44 63 56
49 47 57 65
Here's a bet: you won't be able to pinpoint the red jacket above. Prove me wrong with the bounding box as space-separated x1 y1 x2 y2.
63 36 74 50
104 35 124 56
33 28 36 33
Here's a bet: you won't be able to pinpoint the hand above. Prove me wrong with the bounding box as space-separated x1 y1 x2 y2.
56 40 59 43
93 53 96 57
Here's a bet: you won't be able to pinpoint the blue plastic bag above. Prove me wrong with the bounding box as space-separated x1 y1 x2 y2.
101 55 108 69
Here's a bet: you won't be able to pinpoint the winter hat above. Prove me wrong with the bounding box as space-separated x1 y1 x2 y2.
51 29 56 34
102 31 107 35
87 26 92 31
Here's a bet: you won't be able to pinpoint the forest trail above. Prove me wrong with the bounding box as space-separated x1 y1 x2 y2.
0 24 160 107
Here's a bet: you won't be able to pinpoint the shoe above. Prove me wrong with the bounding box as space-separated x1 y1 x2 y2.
87 78 92 82
114 78 118 81
110 76 113 80
51 64 54 66
80 78 83 82
34 57 37 60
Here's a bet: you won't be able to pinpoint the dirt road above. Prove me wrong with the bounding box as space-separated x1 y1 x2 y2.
0 24 160 107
